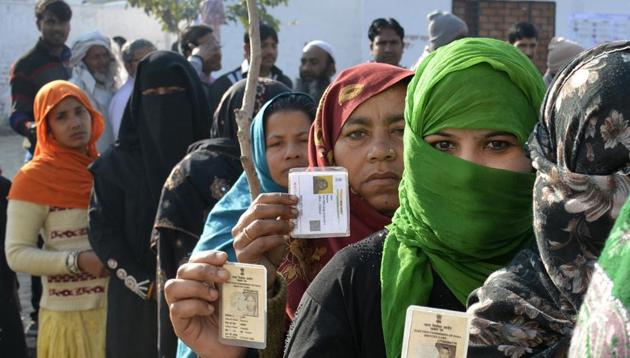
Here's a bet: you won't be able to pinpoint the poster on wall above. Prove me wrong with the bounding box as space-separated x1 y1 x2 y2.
570 13 630 49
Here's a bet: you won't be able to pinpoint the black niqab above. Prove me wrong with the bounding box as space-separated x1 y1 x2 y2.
116 50 210 205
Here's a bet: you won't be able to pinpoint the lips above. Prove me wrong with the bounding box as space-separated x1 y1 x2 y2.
70 132 88 140
365 171 400 186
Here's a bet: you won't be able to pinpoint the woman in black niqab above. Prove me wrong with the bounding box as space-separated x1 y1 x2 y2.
88 50 210 358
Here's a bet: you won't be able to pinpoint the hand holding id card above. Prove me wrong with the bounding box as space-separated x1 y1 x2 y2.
401 306 471 358
289 167 350 238
218 262 267 349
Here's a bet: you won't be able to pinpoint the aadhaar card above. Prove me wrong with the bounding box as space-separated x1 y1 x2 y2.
218 262 267 349
401 306 471 358
289 167 350 238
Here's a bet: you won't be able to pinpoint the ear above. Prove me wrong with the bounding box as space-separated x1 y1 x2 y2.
36 20 42 31
327 63 336 77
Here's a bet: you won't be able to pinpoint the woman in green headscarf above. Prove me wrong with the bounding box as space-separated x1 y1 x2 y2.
283 37 545 358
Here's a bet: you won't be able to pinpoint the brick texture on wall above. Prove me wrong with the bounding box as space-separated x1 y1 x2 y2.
453 0 556 73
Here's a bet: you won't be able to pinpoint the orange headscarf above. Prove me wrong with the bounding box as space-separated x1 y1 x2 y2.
8 80 104 208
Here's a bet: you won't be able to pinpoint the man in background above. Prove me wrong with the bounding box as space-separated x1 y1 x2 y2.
9 0 72 154
70 31 119 152
543 37 584 87
108 39 156 138
210 23 293 110
508 21 539 60
295 40 336 104
412 10 468 69
368 18 405 66
180 25 222 86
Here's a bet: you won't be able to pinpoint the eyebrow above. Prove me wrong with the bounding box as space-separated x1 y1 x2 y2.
484 131 516 138
345 113 404 126
429 130 515 138
267 130 310 139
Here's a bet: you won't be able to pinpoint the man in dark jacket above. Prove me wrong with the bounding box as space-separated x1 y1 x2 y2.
9 0 72 152
209 23 292 110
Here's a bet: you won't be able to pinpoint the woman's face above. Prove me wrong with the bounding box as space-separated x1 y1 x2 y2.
265 110 311 188
47 96 92 151
333 84 406 216
424 129 532 172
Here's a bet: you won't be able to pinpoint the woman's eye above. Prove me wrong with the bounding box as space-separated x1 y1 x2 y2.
391 127 405 136
267 141 281 148
486 141 510 150
347 130 367 139
431 141 454 151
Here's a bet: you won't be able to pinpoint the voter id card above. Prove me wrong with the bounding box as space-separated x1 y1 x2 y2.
288 167 350 238
218 262 267 349
401 305 471 358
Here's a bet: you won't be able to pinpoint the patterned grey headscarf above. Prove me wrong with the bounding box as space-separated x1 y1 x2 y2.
468 40 630 357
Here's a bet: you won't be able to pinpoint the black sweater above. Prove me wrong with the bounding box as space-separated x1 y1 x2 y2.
284 229 465 358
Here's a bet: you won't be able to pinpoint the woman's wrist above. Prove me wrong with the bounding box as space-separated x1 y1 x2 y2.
66 250 82 274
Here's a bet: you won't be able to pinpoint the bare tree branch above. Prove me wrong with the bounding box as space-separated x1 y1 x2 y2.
235 0 262 199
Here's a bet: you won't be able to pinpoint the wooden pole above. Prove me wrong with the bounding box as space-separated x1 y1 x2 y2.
234 0 262 199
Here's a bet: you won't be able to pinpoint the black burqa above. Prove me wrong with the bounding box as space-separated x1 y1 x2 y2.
88 51 210 358
153 77 291 357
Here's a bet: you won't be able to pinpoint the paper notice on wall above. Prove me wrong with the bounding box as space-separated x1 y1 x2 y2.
570 13 630 49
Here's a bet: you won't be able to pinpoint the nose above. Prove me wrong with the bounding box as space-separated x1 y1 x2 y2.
457 146 485 167
285 141 303 160
367 137 396 162
68 114 83 128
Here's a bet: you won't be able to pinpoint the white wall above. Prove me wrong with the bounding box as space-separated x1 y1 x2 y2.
555 0 630 48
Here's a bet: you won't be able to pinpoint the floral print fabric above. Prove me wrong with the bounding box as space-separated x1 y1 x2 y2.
569 197 630 357
467 41 630 357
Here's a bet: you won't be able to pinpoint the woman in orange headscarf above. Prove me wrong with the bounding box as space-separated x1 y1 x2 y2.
5 80 109 358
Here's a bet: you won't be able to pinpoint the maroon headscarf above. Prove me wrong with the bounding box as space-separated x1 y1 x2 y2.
278 63 414 318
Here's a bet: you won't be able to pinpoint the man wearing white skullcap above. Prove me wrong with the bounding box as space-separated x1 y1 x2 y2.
295 40 336 103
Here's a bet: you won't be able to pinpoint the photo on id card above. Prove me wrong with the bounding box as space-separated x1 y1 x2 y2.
218 262 267 349
401 306 471 358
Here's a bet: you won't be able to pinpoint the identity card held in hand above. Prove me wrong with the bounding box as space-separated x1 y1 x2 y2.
401 305 471 358
218 262 267 349
288 167 350 238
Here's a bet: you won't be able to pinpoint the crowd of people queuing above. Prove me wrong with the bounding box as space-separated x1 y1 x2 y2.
1 0 629 357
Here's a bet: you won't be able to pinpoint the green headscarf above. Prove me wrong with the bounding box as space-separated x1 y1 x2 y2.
380 37 545 358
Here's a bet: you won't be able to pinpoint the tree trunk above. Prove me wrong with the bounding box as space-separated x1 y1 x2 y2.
234 0 262 199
